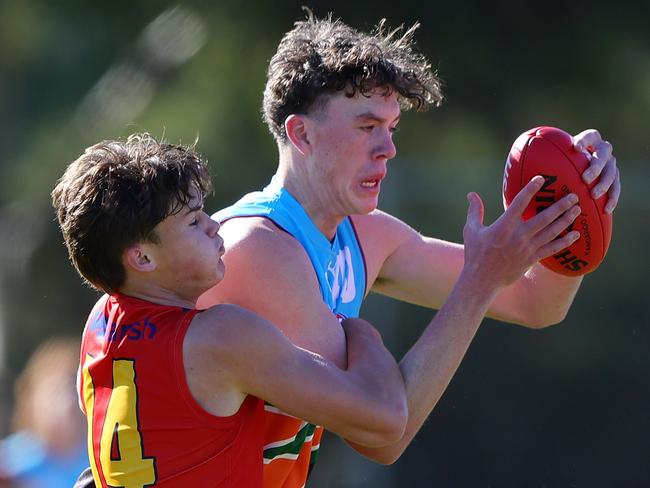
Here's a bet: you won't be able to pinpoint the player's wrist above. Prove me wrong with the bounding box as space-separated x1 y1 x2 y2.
455 267 502 305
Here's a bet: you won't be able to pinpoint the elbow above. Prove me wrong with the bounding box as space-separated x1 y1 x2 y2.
343 402 408 465
507 299 570 329
515 267 579 329
522 307 569 329
381 402 408 446
367 448 403 466
351 440 405 465
359 401 408 448
381 396 408 445
378 454 402 466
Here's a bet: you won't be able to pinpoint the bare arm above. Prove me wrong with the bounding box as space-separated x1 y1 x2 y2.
358 210 582 328
357 129 619 328
348 176 583 463
184 305 407 447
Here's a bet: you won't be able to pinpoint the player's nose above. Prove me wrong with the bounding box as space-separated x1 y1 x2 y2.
206 215 220 238
375 128 397 161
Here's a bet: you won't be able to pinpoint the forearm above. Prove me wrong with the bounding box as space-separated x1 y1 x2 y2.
348 182 587 461
347 269 498 464
377 254 582 329
341 319 408 446
490 264 583 328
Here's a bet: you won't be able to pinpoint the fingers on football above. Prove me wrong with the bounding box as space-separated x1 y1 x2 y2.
572 129 603 153
531 205 581 248
536 230 580 261
581 140 613 184
506 176 545 219
604 167 621 214
591 155 617 199
526 193 578 234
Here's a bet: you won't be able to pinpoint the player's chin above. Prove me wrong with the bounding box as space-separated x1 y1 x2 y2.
349 200 378 216
216 259 226 280
208 260 226 286
364 195 381 212
352 192 381 214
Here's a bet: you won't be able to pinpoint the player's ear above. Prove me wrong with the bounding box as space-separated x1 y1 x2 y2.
123 245 156 273
285 114 311 156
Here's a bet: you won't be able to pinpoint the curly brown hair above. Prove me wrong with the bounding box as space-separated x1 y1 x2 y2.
52 133 212 294
263 13 444 142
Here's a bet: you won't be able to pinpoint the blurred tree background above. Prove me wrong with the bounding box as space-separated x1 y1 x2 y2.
0 0 647 486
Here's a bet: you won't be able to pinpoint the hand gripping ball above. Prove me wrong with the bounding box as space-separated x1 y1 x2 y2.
503 126 613 276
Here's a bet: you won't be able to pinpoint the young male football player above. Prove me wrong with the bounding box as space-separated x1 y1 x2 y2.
198 14 620 486
53 133 410 487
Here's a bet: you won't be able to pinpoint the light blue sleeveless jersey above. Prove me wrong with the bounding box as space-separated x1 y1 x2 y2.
213 176 366 318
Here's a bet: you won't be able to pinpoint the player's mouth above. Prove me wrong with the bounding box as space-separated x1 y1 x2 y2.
359 174 384 193
361 180 379 188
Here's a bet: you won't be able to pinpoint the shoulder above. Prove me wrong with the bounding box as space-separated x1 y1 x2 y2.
220 216 307 260
350 210 421 281
197 216 346 365
221 215 318 291
351 210 418 247
199 216 319 309
188 304 269 348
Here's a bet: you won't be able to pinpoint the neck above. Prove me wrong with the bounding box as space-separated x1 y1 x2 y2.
277 148 344 240
119 279 198 309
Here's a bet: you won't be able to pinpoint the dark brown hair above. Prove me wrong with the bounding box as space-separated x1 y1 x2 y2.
263 13 444 142
52 133 212 294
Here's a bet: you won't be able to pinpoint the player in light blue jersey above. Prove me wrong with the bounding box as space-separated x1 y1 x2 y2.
198 12 621 482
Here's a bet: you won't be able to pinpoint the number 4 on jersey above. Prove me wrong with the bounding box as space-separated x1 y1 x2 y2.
83 357 156 488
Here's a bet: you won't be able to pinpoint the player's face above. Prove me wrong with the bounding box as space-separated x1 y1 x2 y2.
305 89 399 225
151 188 225 299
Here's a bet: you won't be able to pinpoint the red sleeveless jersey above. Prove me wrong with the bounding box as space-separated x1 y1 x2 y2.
78 293 265 487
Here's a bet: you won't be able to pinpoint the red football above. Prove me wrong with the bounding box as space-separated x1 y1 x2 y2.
502 126 613 276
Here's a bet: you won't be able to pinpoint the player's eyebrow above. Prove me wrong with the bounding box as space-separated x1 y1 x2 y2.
354 112 401 124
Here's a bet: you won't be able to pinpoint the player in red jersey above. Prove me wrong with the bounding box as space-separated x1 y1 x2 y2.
52 133 408 487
